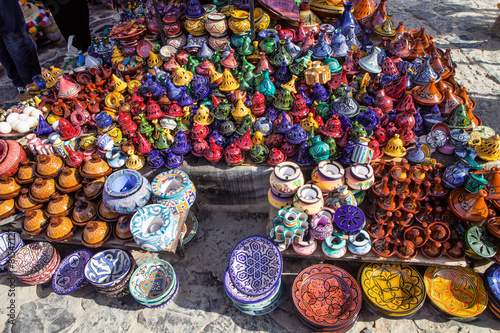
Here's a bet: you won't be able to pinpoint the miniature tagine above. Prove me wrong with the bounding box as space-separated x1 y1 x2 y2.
46 217 76 242
82 221 111 248
80 154 112 179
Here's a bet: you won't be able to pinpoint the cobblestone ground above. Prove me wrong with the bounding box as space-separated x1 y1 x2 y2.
1 1 500 332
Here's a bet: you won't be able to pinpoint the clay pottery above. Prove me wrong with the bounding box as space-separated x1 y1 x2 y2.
411 78 443 106
353 0 375 20
463 226 497 259
371 237 395 257
0 175 21 200
377 190 403 211
448 188 489 224
29 178 56 203
114 216 133 241
361 0 387 30
15 188 42 211
428 222 450 243
23 209 50 235
476 135 500 161
46 217 75 242
310 0 345 18
269 161 305 196
421 241 446 259
228 10 251 35
293 184 324 215
97 201 121 223
485 168 500 200
72 200 98 226
80 154 112 179
185 17 206 36
82 221 111 248
56 167 83 193
444 239 465 260
16 159 36 184
346 164 374 190
46 193 74 218
35 155 64 179
103 170 151 215
383 134 406 157
404 226 429 248
83 177 106 200
310 208 335 240
395 240 417 260
205 12 228 37
0 198 15 220
311 160 345 192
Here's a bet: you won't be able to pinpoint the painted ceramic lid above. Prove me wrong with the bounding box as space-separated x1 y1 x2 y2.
449 129 471 145
228 236 282 296
151 170 190 199
485 263 500 305
465 226 497 258
51 248 93 295
84 249 131 288
426 129 447 149
334 205 365 233
292 264 361 328
359 263 425 315
424 266 487 318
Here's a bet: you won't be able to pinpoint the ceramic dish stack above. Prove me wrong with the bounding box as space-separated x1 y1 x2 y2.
129 259 179 308
8 242 59 285
224 236 283 315
52 248 93 295
484 263 500 319
0 232 24 275
292 264 362 332
424 266 487 321
357 263 426 319
84 249 135 298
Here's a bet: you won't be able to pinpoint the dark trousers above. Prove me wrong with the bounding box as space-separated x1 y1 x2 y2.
0 0 41 87
41 0 91 51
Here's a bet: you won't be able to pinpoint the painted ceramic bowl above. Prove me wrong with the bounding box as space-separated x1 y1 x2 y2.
0 199 15 220
0 232 24 271
0 139 26 177
46 193 74 217
51 248 94 295
151 170 196 214
94 259 136 298
129 259 176 304
130 204 179 252
83 176 106 199
35 154 64 178
82 221 110 247
0 175 21 199
15 159 36 184
84 249 132 288
72 200 98 226
23 209 50 234
19 250 60 285
29 178 56 203
424 266 487 319
80 154 112 179
103 170 151 215
8 242 54 277
46 217 75 242
56 167 83 192
16 188 42 211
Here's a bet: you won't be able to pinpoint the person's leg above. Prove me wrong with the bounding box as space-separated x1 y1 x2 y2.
0 38 25 87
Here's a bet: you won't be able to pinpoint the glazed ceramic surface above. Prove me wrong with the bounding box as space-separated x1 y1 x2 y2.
130 204 179 252
129 259 176 303
103 169 151 214
151 170 196 214
0 232 24 270
224 269 280 304
292 264 361 328
359 263 425 314
52 248 93 295
485 264 500 305
8 242 54 277
229 236 282 296
424 266 487 318
84 249 131 288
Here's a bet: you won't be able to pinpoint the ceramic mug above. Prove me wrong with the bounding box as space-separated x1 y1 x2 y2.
97 134 114 151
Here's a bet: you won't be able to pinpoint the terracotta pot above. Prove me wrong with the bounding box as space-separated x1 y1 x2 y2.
56 167 83 193
0 139 26 177
80 154 111 179
46 217 75 242
15 159 36 185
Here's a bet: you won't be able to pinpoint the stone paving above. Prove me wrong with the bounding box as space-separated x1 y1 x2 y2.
1 0 500 332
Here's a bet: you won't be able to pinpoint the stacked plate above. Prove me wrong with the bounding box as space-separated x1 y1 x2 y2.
425 266 487 321
292 264 362 332
9 242 59 285
52 248 94 295
84 249 135 298
358 263 425 319
484 263 500 319
0 232 24 275
224 236 283 315
129 259 179 309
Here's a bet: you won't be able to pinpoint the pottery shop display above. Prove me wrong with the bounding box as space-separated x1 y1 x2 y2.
102 169 151 215
425 266 487 320
151 170 196 214
292 264 362 332
52 248 93 295
129 259 179 308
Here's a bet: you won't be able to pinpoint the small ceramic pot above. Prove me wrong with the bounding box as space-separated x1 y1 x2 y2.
102 170 151 215
23 210 50 235
114 216 133 241
72 200 98 226
83 176 106 200
292 233 317 256
205 12 228 37
30 178 56 203
322 233 347 258
80 154 111 179
151 170 196 214
310 208 335 240
311 160 345 192
185 17 206 36
208 34 230 51
228 10 251 34
268 187 293 209
46 217 75 242
16 188 42 211
346 163 374 190
347 230 371 255
106 147 126 168
82 221 111 247
46 193 74 217
16 159 36 184
269 161 304 196
0 199 15 220
56 167 82 193
79 131 98 150
35 154 64 179
0 175 21 199
293 184 324 215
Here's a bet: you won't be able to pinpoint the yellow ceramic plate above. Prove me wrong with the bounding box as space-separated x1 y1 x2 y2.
358 263 425 315
424 266 488 318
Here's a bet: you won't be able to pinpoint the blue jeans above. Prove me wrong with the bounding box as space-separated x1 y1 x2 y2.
0 0 41 87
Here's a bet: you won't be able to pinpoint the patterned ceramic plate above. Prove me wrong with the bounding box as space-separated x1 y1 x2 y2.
84 249 131 288
182 212 198 246
424 266 488 318
228 236 282 297
142 276 179 309
0 232 24 268
358 263 425 315
9 242 54 277
52 248 94 295
129 259 176 303
233 284 284 316
224 269 280 305
485 263 500 305
292 264 362 328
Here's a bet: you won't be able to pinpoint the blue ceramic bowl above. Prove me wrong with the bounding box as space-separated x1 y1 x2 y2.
0 232 24 270
52 248 94 295
84 249 131 288
129 259 176 304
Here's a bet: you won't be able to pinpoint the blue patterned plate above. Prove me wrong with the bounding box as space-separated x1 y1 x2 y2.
485 263 500 306
84 249 131 288
142 277 179 309
129 259 176 304
0 232 24 269
228 236 282 297
224 269 280 305
52 248 94 295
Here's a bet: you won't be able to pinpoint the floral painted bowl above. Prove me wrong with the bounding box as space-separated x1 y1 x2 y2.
0 232 24 271
130 204 179 252
129 259 176 304
52 248 94 295
8 242 54 277
84 249 132 288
